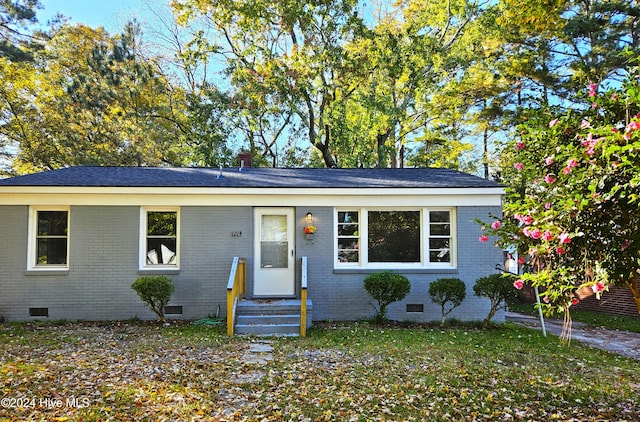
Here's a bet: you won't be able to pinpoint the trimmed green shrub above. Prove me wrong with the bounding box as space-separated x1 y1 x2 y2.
474 273 519 328
364 271 411 323
429 277 466 326
131 276 175 323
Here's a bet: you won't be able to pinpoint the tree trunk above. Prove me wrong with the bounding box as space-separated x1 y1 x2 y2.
625 275 640 314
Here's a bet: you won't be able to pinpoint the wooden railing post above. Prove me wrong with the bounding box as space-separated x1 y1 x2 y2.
300 256 308 337
226 257 246 336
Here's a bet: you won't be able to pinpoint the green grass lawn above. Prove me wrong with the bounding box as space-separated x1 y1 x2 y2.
1 320 638 421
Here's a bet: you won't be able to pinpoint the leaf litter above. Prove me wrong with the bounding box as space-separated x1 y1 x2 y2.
0 321 639 421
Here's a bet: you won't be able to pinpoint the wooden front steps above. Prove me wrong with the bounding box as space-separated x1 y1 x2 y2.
235 299 313 336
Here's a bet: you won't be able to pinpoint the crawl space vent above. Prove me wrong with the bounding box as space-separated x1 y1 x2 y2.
29 307 49 317
406 304 424 313
164 306 183 315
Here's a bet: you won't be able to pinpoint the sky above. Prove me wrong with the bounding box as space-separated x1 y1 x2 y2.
38 0 172 32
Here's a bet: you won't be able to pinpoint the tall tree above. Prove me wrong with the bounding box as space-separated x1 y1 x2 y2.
172 0 369 168
0 0 42 62
2 22 204 174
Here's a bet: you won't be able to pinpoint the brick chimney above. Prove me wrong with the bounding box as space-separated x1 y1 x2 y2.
238 153 253 168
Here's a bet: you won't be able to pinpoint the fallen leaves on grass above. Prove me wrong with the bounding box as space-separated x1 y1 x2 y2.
0 321 639 421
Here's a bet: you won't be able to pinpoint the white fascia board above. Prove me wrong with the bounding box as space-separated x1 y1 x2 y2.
0 186 504 207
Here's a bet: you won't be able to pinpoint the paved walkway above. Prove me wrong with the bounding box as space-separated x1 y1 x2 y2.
506 312 640 360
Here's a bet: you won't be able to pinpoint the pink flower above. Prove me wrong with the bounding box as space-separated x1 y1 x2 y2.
549 119 558 128
518 257 526 265
491 220 502 230
580 119 591 129
513 279 524 290
516 141 526 150
562 166 572 175
544 174 556 184
544 202 551 210
588 83 598 97
522 227 531 237
479 235 489 243
591 281 605 293
626 121 640 133
542 230 553 241
559 233 571 244
587 147 595 156
545 155 554 165
530 229 542 239
555 246 566 255
522 215 533 225
567 158 578 168
514 162 524 171
571 297 579 306
543 296 550 304
592 102 598 109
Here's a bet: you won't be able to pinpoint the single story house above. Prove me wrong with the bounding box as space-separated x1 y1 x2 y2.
0 165 504 332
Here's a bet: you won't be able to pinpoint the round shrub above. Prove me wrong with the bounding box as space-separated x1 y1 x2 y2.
364 271 411 323
474 273 518 328
429 277 466 326
131 276 175 322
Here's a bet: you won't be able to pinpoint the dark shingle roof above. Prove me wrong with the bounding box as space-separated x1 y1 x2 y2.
0 166 502 189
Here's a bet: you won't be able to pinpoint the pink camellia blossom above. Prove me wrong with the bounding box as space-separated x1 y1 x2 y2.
516 141 526 150
530 229 542 239
491 220 501 230
562 166 572 175
514 213 523 223
522 227 531 238
543 296 550 304
555 246 566 255
592 102 598 109
571 297 579 306
522 215 533 225
544 202 551 210
567 158 578 168
542 230 553 241
588 83 598 97
514 162 524 171
626 120 640 133
549 119 558 128
559 233 571 244
580 119 591 129
587 147 595 156
591 281 605 293
479 234 489 243
544 174 556 184
513 279 524 290
545 155 555 165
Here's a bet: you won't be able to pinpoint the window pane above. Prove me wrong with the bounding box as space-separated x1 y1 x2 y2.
261 215 287 241
147 212 176 236
429 238 450 263
146 238 177 265
430 223 450 236
368 211 420 263
430 211 450 223
38 211 67 236
429 250 450 262
37 238 67 264
261 241 288 268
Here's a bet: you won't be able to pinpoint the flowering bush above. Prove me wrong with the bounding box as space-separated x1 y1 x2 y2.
478 56 640 335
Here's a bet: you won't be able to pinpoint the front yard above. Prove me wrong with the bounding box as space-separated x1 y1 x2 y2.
1 320 639 421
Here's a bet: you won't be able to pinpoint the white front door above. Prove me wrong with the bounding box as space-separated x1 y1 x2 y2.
254 208 295 297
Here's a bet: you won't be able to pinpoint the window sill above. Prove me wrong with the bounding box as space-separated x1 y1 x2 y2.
334 268 458 275
138 268 181 276
25 269 69 276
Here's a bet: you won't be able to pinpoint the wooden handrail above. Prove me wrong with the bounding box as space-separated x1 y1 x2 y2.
226 257 246 336
300 256 308 337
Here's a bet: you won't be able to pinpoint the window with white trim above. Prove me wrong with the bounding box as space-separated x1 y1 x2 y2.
335 208 455 268
140 208 179 269
28 206 69 270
